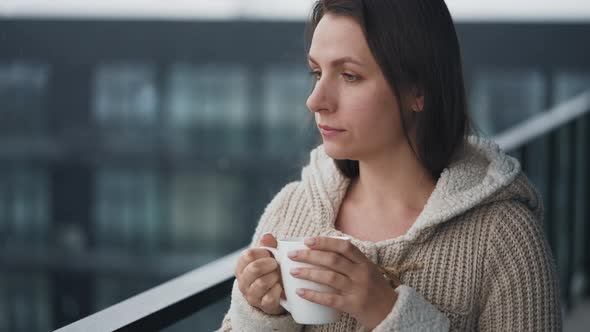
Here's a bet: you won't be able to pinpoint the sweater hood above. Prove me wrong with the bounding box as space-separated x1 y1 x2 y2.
300 136 542 245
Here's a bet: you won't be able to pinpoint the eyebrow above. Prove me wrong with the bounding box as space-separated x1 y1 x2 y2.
307 55 364 67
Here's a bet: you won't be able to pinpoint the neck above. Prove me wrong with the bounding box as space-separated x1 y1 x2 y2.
351 140 436 213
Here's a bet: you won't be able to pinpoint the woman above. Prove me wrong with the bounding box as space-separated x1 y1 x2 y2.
220 0 561 330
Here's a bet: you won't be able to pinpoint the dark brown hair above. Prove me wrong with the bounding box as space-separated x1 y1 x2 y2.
306 0 471 180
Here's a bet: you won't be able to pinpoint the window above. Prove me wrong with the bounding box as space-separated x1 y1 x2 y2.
94 168 162 252
261 65 315 155
169 172 243 253
165 63 248 154
93 63 158 127
166 63 248 128
0 62 50 136
0 272 51 332
0 167 50 248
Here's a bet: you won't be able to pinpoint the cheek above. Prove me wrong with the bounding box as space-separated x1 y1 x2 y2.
345 87 402 137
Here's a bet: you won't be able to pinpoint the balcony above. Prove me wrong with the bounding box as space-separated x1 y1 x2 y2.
1 8 590 332
52 90 590 331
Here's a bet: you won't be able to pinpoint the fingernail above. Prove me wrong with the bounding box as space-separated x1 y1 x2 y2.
304 237 316 246
296 288 305 296
290 268 300 275
288 250 298 258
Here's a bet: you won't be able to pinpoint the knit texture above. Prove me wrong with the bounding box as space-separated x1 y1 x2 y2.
218 136 562 331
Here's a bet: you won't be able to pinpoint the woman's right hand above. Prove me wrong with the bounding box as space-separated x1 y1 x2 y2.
235 233 287 315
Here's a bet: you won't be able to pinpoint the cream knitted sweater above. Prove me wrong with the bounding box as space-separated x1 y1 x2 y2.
218 136 562 331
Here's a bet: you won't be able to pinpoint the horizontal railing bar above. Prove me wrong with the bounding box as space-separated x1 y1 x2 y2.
115 276 235 331
54 248 244 332
494 89 590 151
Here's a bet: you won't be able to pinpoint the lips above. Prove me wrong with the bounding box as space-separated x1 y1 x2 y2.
318 124 345 137
318 124 345 132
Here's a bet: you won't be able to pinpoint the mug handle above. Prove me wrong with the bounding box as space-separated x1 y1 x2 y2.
259 246 291 313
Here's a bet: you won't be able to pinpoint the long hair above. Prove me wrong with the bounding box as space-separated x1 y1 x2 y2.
306 0 471 180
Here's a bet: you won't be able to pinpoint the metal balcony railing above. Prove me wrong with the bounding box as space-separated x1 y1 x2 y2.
55 89 590 331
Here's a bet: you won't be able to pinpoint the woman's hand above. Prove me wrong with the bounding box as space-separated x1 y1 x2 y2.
235 233 287 315
288 236 398 329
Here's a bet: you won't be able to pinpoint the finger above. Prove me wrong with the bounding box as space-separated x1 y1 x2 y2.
239 257 277 294
259 232 278 248
304 236 364 263
248 271 281 300
288 249 354 275
260 282 282 310
241 257 279 289
290 268 349 291
296 288 344 311
235 248 273 276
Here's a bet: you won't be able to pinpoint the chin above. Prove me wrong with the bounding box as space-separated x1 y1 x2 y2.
322 141 356 160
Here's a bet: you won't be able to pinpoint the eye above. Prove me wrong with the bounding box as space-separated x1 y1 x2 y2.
342 73 359 82
309 70 322 80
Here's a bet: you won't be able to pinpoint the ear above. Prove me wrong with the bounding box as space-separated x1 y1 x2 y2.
410 87 425 112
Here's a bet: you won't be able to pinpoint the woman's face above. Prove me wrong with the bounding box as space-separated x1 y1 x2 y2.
307 13 406 161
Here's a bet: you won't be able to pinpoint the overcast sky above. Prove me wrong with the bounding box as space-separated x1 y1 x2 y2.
1 0 589 22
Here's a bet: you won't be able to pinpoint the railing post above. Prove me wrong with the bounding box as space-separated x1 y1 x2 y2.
565 121 577 310
518 144 528 173
570 114 588 304
545 131 557 255
586 113 590 297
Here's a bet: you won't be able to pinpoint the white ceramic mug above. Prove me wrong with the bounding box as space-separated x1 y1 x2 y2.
260 236 350 325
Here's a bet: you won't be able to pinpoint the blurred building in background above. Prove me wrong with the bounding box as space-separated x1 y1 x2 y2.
0 0 589 331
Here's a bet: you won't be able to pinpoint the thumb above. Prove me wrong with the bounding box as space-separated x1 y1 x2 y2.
259 232 278 248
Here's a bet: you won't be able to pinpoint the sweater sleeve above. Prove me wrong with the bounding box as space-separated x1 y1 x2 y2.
218 182 302 332
478 201 562 331
366 285 449 332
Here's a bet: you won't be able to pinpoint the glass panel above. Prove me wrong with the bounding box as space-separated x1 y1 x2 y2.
94 277 157 312
0 167 50 248
261 65 316 156
164 296 230 332
554 71 590 103
553 71 590 299
93 63 158 126
94 168 162 252
0 273 51 332
169 172 244 254
164 63 249 155
0 62 50 136
469 69 546 135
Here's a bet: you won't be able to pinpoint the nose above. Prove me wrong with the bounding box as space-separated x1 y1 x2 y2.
306 78 334 114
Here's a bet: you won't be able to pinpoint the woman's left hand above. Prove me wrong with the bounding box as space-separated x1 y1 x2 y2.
288 236 398 329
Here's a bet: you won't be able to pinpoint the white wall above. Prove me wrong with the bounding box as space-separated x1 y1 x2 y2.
1 0 589 22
